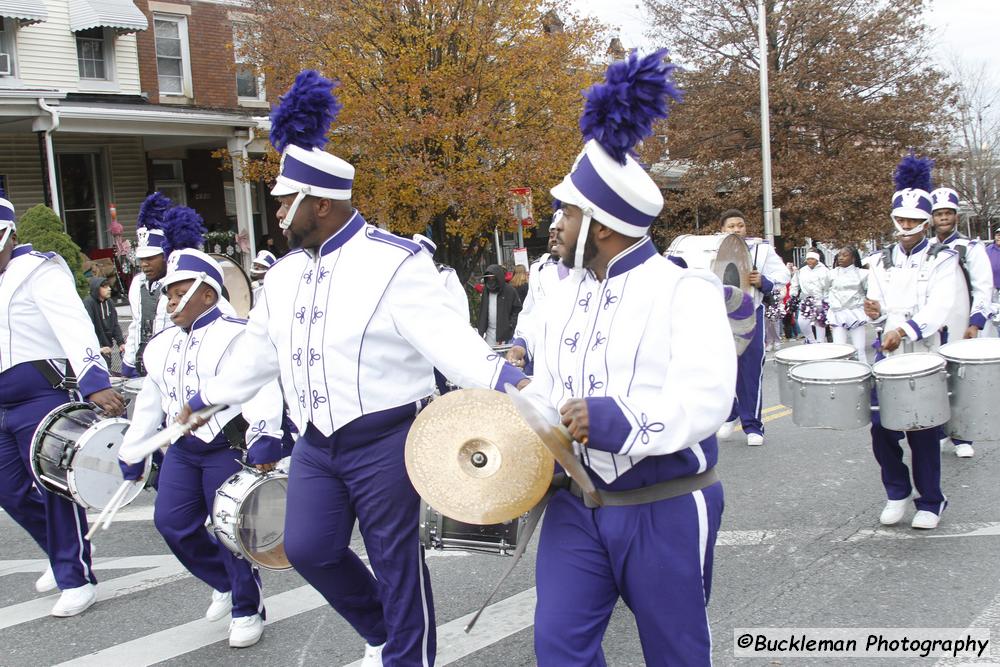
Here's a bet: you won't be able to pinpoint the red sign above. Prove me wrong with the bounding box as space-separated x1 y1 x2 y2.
508 187 535 228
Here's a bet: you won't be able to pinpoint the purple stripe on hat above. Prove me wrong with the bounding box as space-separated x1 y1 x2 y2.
569 154 655 229
140 232 166 249
282 153 353 191
173 253 224 288
0 205 14 222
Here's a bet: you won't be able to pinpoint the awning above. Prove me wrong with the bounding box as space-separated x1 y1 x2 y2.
1 0 48 25
67 0 147 34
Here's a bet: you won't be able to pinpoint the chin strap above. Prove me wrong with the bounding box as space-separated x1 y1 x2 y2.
892 216 929 238
574 209 593 277
279 187 311 230
169 274 206 323
0 227 12 251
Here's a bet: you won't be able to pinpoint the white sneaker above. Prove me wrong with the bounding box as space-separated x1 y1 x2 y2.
939 436 952 451
35 566 57 593
879 497 910 526
228 614 263 648
361 642 385 667
206 589 232 621
716 419 738 440
51 583 97 617
954 443 974 458
746 433 764 447
911 510 941 530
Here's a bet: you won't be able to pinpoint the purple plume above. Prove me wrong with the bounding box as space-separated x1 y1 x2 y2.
270 70 342 153
161 206 206 257
893 153 934 192
579 49 683 165
137 192 173 231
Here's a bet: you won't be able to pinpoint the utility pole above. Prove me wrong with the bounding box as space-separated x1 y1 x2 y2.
758 0 775 243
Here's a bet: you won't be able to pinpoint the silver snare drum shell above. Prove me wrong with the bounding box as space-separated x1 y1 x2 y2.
788 360 872 430
419 502 523 556
212 461 291 571
774 343 857 407
939 338 1000 441
872 353 950 432
123 378 145 421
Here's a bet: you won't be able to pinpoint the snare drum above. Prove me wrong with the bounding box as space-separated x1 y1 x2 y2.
420 502 525 556
938 338 1000 441
30 402 150 511
872 353 950 431
123 378 145 420
774 343 856 407
788 360 872 430
665 233 752 292
212 459 291 571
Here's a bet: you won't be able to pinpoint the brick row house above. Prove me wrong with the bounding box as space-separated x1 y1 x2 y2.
0 0 279 271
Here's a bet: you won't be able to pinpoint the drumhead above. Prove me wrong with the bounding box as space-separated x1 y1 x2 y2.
775 343 856 364
237 474 290 570
666 233 751 292
939 338 1000 363
872 353 945 377
210 253 253 318
68 418 146 511
789 359 871 383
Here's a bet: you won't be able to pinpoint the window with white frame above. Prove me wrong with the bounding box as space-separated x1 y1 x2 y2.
76 28 114 80
232 26 265 102
0 18 17 78
151 159 187 206
154 14 191 96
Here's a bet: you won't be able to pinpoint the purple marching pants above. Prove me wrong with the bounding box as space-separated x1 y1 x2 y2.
870 416 946 515
153 435 263 618
534 482 724 666
728 306 766 435
284 404 435 667
0 363 96 590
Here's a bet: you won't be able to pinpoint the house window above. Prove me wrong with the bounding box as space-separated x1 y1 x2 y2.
76 28 112 80
154 15 191 96
0 18 17 78
151 159 187 206
232 27 265 102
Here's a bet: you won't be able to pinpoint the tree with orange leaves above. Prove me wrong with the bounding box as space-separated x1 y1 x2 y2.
233 0 604 281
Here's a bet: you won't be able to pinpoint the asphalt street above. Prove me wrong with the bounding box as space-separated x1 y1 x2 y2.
2 343 999 666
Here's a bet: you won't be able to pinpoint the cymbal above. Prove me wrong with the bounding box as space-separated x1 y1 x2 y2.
405 389 554 524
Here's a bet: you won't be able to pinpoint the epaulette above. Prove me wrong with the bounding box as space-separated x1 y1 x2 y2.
221 315 249 325
435 262 455 274
269 249 305 269
365 228 421 255
33 250 58 260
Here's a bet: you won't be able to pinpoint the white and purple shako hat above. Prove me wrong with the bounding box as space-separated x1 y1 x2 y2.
550 49 682 271
252 249 277 270
162 248 224 319
890 154 934 238
930 187 960 212
269 70 353 230
0 187 14 249
134 192 174 259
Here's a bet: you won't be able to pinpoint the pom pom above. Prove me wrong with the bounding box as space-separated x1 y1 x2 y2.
270 70 342 153
108 220 124 235
579 49 683 165
161 206 206 257
893 153 934 192
137 192 174 231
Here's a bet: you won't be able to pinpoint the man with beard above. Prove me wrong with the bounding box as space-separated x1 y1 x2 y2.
520 50 734 665
476 263 521 346
928 187 993 458
177 70 527 666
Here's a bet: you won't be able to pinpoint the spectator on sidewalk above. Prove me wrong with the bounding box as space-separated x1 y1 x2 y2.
510 264 529 303
477 263 521 346
83 276 125 367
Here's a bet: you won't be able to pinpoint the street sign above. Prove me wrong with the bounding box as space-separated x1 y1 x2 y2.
508 187 535 229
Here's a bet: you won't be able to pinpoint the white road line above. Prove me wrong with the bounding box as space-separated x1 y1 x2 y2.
841 522 1000 543
0 554 179 576
0 563 188 631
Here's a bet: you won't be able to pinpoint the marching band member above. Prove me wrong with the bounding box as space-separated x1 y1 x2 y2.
250 249 277 304
507 220 570 373
412 233 468 318
178 70 527 666
929 187 994 458
523 50 734 665
791 248 831 344
864 155 960 530
118 249 283 647
827 247 869 361
0 192 124 616
715 209 789 446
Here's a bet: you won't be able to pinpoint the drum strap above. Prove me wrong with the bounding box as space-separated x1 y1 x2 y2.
31 359 77 391
463 467 720 633
221 414 250 450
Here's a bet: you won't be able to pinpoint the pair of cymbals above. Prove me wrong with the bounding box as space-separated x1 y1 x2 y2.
404 388 600 525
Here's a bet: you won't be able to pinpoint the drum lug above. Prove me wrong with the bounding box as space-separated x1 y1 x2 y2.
909 378 916 390
215 509 232 523
829 389 836 400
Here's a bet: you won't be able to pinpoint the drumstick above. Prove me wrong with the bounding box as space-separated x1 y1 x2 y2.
86 481 133 540
101 482 138 530
119 404 228 464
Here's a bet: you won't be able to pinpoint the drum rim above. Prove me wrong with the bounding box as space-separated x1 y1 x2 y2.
29 402 95 494
872 353 946 378
65 417 148 511
788 359 872 384
231 468 292 571
774 343 856 364
939 339 1000 364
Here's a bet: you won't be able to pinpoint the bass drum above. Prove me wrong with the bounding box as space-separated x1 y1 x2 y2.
210 253 253 317
665 233 753 293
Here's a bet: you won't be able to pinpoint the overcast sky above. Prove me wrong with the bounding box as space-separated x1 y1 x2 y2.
573 0 1000 72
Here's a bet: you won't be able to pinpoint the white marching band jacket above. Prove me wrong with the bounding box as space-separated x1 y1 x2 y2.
522 238 736 484
512 253 568 356
748 238 790 309
866 238 960 352
792 263 831 301
191 211 524 436
937 232 994 335
121 306 284 453
0 245 111 396
438 264 470 318
827 266 868 312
